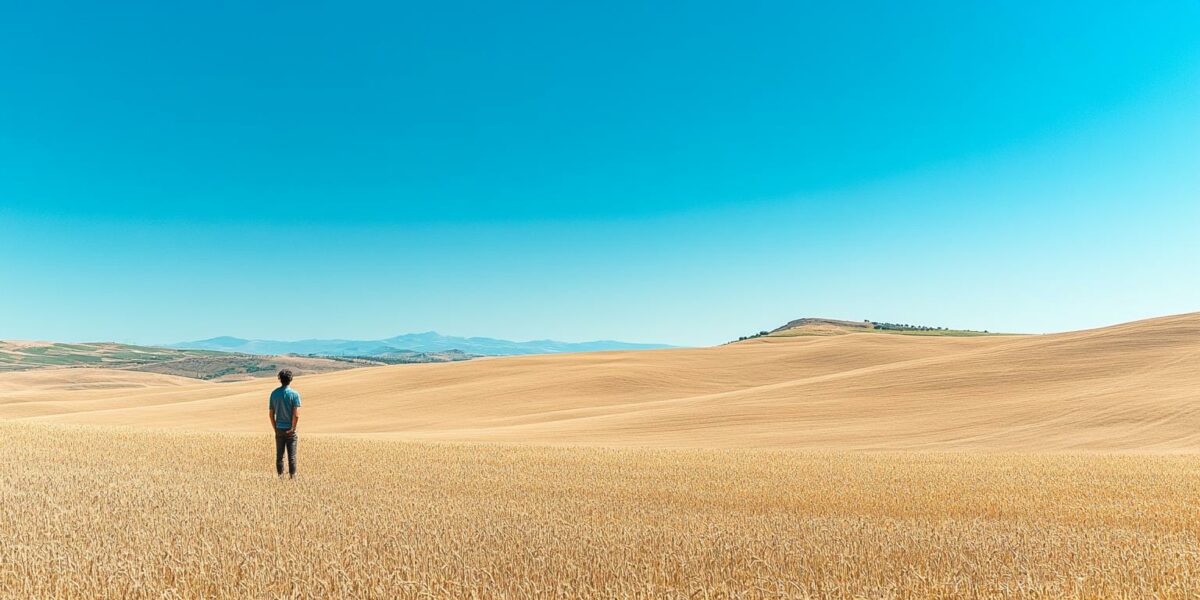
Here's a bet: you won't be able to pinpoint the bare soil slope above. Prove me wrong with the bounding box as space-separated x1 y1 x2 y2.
1 313 1196 451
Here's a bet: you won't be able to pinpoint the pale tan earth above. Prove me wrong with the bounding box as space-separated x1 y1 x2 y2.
0 312 1196 451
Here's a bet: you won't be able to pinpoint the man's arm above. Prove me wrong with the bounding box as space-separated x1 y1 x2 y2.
269 409 276 430
287 407 299 434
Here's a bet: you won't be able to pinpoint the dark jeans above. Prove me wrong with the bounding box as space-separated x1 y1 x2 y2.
274 429 297 476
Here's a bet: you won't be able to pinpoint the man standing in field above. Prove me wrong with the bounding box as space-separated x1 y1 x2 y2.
269 369 301 479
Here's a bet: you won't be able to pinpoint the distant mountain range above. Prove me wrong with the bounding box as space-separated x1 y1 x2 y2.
167 333 675 357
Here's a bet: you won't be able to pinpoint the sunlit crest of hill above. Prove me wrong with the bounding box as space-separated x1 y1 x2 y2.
734 317 1001 340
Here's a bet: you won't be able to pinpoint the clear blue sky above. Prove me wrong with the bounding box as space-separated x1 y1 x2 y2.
2 1 1198 346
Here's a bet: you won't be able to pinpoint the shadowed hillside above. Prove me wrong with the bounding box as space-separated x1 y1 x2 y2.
1 313 1197 451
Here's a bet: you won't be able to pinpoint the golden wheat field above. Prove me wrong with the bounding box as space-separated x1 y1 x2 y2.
1 422 1197 599
1 313 1199 598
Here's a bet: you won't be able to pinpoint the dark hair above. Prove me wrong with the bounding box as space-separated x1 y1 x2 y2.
278 369 294 386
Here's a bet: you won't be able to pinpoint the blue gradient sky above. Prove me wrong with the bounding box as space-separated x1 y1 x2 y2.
2 1 1198 346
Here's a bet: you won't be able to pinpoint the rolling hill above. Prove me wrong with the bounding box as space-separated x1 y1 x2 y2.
1 313 1196 451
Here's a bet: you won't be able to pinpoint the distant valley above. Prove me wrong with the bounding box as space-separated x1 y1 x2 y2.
1 332 673 381
168 332 675 357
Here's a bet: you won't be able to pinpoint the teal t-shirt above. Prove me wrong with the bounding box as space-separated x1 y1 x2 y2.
269 386 301 430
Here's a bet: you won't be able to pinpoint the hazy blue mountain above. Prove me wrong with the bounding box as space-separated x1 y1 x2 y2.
169 333 674 357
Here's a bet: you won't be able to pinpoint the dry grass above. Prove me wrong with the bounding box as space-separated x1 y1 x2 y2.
1 421 1197 599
